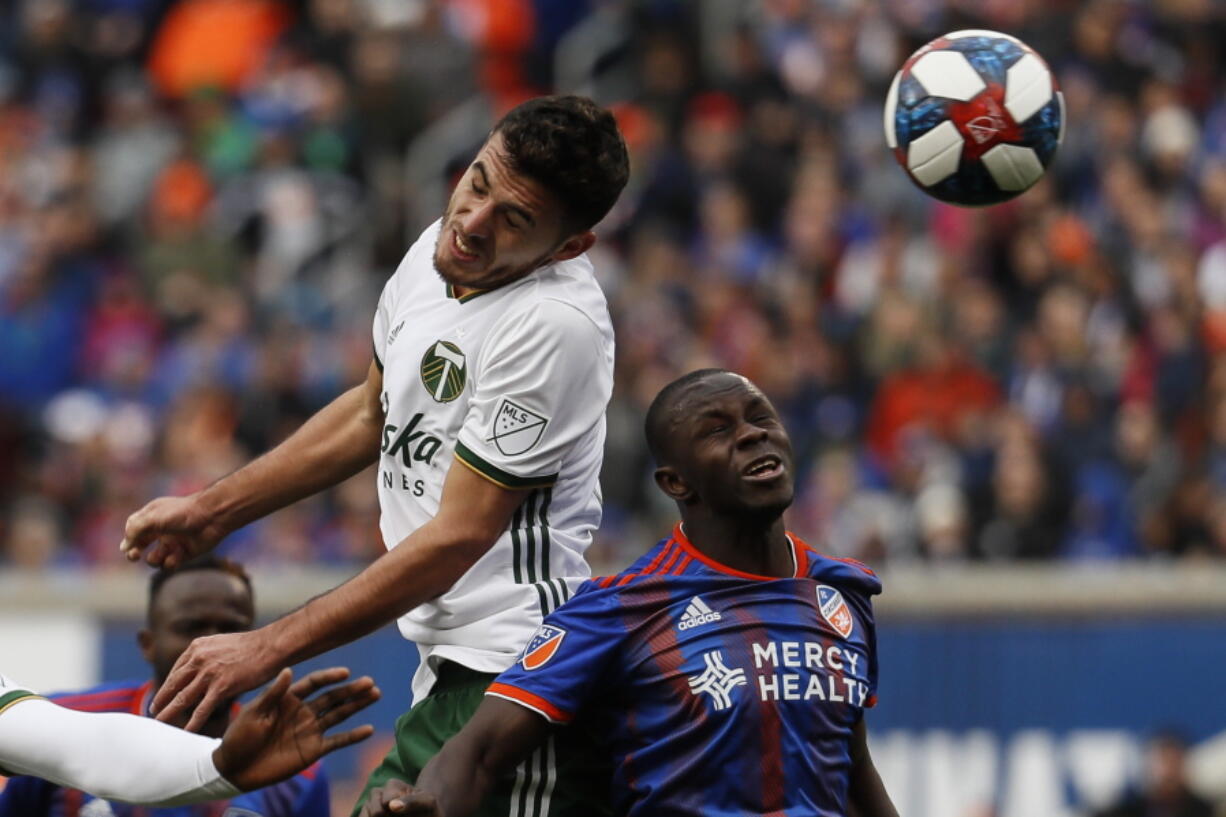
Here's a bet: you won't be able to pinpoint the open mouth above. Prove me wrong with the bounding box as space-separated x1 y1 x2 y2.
742 454 784 481
451 229 480 262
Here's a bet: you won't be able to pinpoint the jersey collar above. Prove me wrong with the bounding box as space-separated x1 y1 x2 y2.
673 522 807 580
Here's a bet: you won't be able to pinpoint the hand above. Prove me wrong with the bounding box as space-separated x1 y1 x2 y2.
121 494 227 568
153 630 279 732
357 779 443 817
214 667 379 791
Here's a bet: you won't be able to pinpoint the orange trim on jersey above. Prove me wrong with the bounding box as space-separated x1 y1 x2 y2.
486 683 572 724
658 542 685 575
672 523 804 581
671 554 693 575
830 555 877 577
600 537 679 588
866 694 879 708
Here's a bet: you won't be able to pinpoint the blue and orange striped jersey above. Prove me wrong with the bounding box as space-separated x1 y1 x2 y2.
488 523 882 817
0 679 329 817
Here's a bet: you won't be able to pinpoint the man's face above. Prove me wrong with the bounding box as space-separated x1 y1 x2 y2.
665 374 795 516
433 132 575 291
141 570 254 687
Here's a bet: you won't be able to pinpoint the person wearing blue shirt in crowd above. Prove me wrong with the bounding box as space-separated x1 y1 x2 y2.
0 556 329 817
357 369 898 817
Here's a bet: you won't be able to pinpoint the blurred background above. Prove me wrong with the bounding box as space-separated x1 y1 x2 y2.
0 0 1223 814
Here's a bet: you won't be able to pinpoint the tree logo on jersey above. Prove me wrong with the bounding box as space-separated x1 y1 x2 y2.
521 624 567 670
816 585 854 639
420 340 467 402
687 650 747 711
489 398 549 456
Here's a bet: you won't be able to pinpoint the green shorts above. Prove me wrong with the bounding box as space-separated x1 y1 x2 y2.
351 662 612 817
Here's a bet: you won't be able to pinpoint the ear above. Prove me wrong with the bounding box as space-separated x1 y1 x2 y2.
550 230 596 262
137 628 154 663
654 466 695 504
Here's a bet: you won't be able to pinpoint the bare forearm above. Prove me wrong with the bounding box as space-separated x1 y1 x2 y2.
848 721 899 817
413 699 548 817
262 518 490 666
255 463 525 669
201 383 381 534
414 736 501 817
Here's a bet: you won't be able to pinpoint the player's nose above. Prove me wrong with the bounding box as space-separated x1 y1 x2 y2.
457 201 494 239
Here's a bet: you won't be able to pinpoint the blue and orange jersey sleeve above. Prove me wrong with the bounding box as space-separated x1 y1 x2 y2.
487 582 627 724
228 760 329 816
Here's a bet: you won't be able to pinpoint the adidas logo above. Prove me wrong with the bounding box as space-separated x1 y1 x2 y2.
388 320 405 345
678 596 721 630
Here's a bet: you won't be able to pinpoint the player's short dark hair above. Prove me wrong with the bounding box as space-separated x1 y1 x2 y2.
644 368 735 466
147 556 252 624
492 95 630 234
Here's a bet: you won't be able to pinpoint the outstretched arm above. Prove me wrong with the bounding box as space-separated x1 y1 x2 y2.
122 360 386 568
356 697 550 817
153 461 527 730
0 668 377 806
847 718 899 817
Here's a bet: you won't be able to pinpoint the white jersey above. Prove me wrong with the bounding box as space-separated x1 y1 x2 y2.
372 220 615 702
0 673 37 715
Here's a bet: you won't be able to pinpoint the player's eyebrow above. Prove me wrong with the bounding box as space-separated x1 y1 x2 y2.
473 161 536 227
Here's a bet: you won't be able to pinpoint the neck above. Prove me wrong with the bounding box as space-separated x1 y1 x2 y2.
680 510 792 578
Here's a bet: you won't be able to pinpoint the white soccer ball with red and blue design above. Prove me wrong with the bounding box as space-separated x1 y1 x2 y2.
884 30 1064 207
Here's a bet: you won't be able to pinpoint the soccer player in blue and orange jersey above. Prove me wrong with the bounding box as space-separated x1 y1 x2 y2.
0 557 330 817
356 369 899 817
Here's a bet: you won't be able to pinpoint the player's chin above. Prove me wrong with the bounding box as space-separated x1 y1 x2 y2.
735 484 794 517
434 256 483 286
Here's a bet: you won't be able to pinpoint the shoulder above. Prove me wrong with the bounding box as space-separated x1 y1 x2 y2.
588 533 684 592
791 534 883 598
382 220 443 296
499 257 610 337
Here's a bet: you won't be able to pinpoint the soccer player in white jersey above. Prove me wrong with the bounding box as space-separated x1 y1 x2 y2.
0 667 376 805
120 95 629 816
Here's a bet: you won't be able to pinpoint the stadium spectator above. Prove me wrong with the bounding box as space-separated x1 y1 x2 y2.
0 0 1222 574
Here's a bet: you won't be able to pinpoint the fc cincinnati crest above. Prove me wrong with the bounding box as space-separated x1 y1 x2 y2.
816 585 854 638
420 340 466 402
521 624 567 670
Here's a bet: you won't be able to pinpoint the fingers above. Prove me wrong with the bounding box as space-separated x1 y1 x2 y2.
155 669 219 730
120 508 155 557
184 683 228 733
289 667 351 700
151 652 199 718
253 668 294 715
359 780 417 817
303 676 374 716
311 680 380 730
321 723 375 755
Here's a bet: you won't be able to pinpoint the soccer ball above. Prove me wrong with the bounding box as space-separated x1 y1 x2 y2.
884 30 1064 207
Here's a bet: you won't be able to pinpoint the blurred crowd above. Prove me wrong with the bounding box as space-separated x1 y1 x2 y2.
0 0 1224 571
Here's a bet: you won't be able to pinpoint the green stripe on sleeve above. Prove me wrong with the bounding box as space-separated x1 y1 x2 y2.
454 442 557 490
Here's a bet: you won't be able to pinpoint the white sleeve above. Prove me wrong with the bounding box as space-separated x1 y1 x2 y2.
455 298 612 488
0 697 240 805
